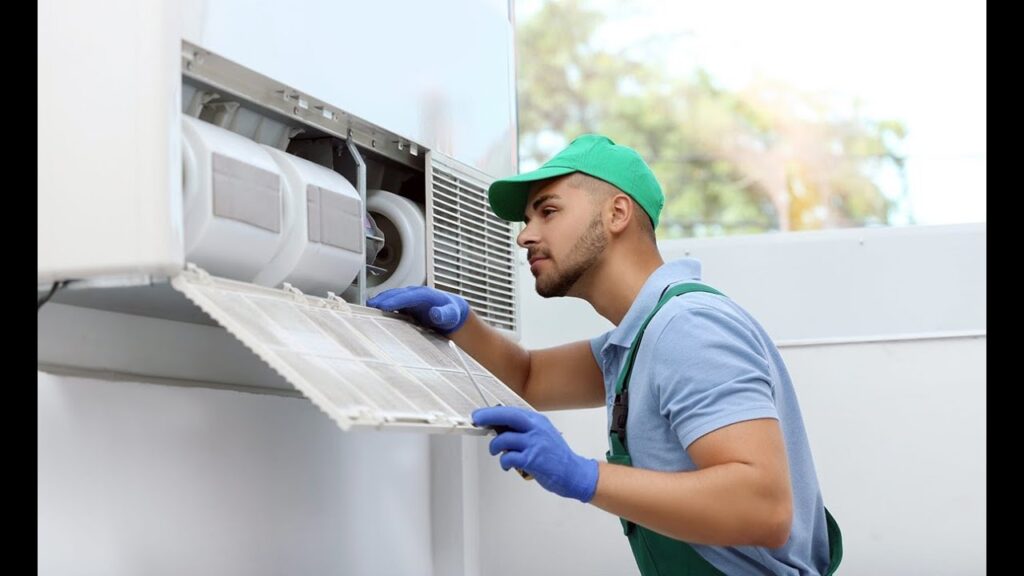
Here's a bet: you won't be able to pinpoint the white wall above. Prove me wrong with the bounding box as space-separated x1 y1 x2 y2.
782 336 985 574
38 371 437 576
477 223 986 575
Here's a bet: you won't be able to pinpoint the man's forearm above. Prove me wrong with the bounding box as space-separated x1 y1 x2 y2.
448 311 532 397
589 461 793 548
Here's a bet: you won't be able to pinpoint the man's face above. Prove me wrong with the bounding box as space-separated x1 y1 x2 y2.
517 176 608 298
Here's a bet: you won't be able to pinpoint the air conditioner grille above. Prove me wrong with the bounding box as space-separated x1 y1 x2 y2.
428 157 518 335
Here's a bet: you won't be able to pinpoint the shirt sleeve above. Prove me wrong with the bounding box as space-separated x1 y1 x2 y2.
648 305 779 450
589 331 612 368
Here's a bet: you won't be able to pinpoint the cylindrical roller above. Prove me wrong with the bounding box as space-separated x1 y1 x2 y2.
365 189 426 298
181 115 285 282
253 146 364 297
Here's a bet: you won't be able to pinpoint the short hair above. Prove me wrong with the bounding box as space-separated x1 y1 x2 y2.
564 173 656 242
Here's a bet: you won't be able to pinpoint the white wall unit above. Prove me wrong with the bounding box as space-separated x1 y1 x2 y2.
38 0 183 282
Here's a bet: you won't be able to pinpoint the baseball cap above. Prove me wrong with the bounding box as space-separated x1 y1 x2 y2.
487 134 664 228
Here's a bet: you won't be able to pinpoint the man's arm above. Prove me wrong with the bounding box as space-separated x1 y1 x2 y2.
366 287 605 411
472 302 793 548
590 417 793 548
450 310 605 410
584 303 792 547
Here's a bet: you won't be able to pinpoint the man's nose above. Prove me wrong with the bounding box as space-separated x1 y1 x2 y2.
517 221 539 248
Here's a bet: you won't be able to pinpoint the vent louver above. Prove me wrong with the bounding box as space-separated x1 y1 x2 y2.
428 154 519 336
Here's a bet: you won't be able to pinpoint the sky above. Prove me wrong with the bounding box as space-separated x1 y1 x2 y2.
516 0 986 226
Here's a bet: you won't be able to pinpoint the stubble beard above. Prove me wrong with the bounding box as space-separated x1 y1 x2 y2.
535 213 607 298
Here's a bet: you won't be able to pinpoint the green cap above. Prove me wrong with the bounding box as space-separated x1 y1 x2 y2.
487 134 664 228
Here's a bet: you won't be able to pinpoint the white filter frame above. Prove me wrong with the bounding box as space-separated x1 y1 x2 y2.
171 265 532 434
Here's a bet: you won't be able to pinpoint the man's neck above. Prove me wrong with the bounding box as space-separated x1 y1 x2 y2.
572 246 664 326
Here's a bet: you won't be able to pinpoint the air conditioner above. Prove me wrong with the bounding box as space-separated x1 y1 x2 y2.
38 1 526 434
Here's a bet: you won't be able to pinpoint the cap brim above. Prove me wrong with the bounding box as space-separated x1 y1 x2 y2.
487 165 578 222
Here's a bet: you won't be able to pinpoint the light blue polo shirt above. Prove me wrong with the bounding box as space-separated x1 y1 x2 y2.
590 258 831 575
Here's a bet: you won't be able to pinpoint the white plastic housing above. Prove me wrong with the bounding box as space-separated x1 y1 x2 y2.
366 189 427 298
253 147 364 296
181 115 285 282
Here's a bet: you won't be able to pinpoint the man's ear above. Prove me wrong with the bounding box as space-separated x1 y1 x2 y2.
607 194 633 234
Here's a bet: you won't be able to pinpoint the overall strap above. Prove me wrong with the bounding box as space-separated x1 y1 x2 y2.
608 282 726 457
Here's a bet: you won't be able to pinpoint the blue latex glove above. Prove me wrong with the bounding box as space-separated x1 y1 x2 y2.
473 406 599 503
366 286 470 335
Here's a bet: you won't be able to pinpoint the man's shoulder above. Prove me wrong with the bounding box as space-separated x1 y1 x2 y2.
645 292 754 347
651 289 736 323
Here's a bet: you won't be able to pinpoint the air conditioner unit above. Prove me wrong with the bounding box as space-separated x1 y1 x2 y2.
38 2 526 434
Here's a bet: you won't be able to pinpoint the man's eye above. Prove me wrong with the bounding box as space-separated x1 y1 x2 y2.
542 207 556 216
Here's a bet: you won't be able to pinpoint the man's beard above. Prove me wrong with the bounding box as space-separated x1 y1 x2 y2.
535 213 607 298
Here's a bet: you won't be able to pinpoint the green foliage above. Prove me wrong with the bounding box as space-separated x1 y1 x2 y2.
516 0 908 238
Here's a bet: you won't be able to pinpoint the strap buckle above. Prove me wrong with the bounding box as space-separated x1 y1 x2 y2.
610 389 629 442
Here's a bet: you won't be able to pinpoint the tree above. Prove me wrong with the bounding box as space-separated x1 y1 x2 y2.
516 0 908 238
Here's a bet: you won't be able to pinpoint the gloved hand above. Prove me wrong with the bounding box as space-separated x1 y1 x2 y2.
473 406 599 503
366 286 470 335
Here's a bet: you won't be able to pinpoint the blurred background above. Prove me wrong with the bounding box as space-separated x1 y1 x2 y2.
515 0 985 238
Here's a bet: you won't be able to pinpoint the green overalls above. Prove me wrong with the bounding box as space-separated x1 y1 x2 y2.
605 282 844 575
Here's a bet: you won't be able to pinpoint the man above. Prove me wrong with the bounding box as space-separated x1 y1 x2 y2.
367 134 842 575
